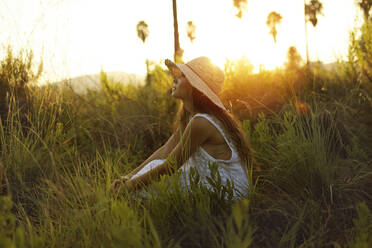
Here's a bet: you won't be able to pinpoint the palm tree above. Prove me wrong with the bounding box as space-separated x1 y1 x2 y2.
172 0 183 63
305 0 323 26
266 11 282 43
357 0 372 20
233 0 248 18
186 21 196 43
136 20 149 44
136 20 151 85
304 0 323 65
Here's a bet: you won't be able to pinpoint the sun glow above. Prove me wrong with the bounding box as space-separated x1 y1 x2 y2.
178 0 361 72
0 0 363 81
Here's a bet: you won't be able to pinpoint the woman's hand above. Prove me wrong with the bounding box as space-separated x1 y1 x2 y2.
110 174 132 193
121 174 132 182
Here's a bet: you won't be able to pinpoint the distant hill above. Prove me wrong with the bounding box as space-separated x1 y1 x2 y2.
54 71 145 94
51 62 341 95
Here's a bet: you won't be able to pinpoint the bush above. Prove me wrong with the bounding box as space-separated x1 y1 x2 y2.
0 46 43 129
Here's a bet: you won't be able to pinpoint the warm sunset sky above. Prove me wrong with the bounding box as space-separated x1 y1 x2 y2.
0 0 365 82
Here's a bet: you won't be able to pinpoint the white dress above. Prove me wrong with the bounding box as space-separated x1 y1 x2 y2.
130 113 250 199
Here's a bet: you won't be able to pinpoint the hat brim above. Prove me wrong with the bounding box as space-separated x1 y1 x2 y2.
165 59 227 111
165 59 183 78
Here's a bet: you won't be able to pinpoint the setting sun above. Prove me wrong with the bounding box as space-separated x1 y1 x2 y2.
0 0 364 81
180 0 362 71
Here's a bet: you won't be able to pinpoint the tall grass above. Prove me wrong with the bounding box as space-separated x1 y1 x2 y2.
0 21 371 247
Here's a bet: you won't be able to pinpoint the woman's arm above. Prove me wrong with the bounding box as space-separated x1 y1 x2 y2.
124 116 212 190
124 128 182 177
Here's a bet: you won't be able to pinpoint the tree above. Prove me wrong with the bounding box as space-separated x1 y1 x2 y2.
357 0 372 20
285 46 303 71
136 21 149 44
136 20 151 85
305 0 323 26
266 11 282 43
172 0 183 63
304 0 323 65
233 0 248 18
186 21 196 43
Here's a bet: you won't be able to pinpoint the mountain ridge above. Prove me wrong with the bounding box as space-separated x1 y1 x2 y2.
54 71 145 94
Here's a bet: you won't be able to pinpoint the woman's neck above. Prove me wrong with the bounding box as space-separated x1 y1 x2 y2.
182 99 195 116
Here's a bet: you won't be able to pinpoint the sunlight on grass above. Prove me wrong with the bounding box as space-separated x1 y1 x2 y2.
0 20 371 248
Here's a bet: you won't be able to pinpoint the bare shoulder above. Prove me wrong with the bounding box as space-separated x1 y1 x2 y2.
179 116 214 146
188 116 214 135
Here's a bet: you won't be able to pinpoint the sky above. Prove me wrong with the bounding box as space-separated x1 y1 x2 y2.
0 0 366 83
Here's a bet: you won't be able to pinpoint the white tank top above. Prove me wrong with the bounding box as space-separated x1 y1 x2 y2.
178 113 249 199
130 113 249 199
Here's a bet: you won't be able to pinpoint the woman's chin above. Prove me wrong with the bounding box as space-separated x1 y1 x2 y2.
171 91 179 98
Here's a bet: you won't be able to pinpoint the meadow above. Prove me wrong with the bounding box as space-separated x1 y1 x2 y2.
0 22 371 248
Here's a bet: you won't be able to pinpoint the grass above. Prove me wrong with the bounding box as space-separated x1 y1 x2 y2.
0 22 371 247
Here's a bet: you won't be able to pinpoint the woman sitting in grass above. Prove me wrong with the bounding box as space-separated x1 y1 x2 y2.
112 56 253 199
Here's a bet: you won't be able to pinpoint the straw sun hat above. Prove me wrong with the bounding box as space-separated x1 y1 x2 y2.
165 56 227 111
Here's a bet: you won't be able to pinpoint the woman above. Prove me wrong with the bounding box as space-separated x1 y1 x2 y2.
112 56 253 198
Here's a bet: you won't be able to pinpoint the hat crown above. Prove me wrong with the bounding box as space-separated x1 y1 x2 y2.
186 57 224 95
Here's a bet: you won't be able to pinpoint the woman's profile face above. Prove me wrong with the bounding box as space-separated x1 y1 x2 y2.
171 74 193 100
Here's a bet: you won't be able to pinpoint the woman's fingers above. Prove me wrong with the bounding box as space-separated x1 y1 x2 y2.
121 175 131 182
111 179 122 192
111 175 132 194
